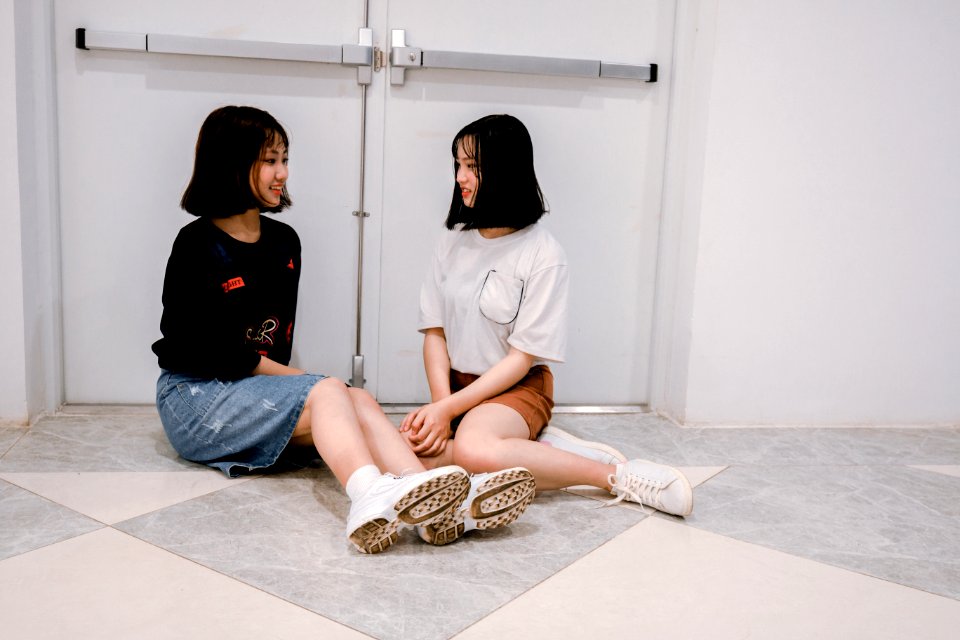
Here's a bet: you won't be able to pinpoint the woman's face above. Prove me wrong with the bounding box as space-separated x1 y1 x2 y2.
251 141 288 208
455 138 478 208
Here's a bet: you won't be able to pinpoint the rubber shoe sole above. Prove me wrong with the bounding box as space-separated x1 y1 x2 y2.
419 467 536 546
348 469 470 554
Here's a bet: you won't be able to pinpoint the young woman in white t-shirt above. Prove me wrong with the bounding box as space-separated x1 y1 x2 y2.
400 114 694 546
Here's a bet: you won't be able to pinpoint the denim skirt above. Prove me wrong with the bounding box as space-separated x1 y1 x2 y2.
156 370 327 477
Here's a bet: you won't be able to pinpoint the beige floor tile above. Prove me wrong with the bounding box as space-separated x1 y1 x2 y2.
0 471 252 524
910 465 960 479
0 528 367 640
454 517 960 640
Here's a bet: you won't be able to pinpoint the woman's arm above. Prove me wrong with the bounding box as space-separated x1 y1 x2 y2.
252 355 305 376
401 345 534 456
439 347 534 418
400 328 452 454
423 328 452 402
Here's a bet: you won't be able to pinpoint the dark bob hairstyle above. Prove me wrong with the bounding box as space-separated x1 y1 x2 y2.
445 114 547 230
180 105 292 217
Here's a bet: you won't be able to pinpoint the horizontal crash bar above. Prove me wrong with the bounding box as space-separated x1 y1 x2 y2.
149 34 342 63
424 50 600 78
75 28 145 51
75 28 370 66
387 29 657 85
600 61 657 82
395 48 656 83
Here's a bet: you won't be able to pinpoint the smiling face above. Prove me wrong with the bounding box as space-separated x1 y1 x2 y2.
251 141 288 208
455 138 479 208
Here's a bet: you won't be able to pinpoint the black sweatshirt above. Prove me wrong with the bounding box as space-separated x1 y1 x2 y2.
152 216 301 380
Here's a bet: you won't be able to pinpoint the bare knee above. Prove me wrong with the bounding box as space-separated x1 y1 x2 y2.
347 386 378 410
304 376 349 411
294 377 348 439
451 406 527 473
452 430 501 473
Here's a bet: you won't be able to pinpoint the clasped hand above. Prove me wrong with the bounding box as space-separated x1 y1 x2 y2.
400 401 455 458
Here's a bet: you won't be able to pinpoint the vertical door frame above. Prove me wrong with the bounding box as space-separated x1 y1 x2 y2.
13 0 65 420
647 0 718 422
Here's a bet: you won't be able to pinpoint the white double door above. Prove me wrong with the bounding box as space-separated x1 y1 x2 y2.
55 0 674 405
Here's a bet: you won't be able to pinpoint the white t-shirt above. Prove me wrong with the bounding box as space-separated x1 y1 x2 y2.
418 223 568 375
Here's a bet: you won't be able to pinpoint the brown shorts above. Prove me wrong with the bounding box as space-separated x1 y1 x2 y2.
449 365 554 440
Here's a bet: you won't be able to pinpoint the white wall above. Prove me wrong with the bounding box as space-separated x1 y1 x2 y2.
3 0 959 425
0 0 29 424
667 0 960 425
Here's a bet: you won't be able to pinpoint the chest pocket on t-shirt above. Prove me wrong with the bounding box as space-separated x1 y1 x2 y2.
479 270 524 325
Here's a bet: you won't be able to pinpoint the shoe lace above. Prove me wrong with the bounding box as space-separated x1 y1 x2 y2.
600 472 665 513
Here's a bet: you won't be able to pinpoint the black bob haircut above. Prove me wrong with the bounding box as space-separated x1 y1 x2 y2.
445 114 547 230
181 105 292 217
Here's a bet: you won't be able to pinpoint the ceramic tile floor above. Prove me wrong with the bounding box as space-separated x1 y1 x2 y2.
1 406 959 639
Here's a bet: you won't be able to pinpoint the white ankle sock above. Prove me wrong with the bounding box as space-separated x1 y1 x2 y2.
345 464 382 502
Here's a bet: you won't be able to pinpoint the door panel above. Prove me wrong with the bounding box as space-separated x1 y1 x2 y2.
55 0 365 402
374 0 675 404
54 0 674 406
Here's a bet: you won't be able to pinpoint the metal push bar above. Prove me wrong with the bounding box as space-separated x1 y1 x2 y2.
388 29 656 86
75 28 373 76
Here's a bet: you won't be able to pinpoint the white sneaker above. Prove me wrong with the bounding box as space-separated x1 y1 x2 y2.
418 467 536 546
607 459 693 517
538 425 627 465
346 465 469 554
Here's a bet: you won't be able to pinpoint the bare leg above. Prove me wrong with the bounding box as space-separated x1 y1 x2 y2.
370 389 456 473
286 379 472 554
289 378 428 486
287 378 381 486
453 404 615 491
415 442 456 470
347 387 429 475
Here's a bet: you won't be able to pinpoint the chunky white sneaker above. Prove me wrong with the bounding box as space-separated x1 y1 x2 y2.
538 425 627 465
607 459 693 517
418 467 536 546
346 465 469 554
